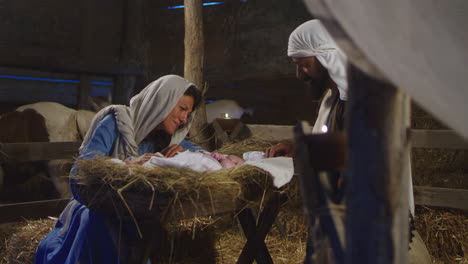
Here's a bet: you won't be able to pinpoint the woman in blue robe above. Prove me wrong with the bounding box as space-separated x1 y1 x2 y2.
34 75 202 263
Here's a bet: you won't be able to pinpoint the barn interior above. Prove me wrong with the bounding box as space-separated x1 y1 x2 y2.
0 0 467 263
0 0 316 125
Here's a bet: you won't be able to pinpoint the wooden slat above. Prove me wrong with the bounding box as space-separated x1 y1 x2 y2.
78 74 90 109
247 126 468 150
0 198 69 223
246 124 296 141
414 186 468 211
411 129 468 149
346 65 410 264
164 198 239 222
0 142 81 162
113 75 136 105
236 193 286 264
0 55 143 75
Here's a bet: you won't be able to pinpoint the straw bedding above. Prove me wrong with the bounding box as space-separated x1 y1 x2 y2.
415 206 468 264
3 135 466 263
72 155 276 224
0 218 55 264
71 137 282 224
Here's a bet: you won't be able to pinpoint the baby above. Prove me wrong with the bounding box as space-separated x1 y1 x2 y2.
137 150 245 172
112 150 293 188
209 152 244 168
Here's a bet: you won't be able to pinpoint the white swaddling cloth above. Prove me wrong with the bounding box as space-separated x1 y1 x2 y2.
143 151 223 172
242 151 295 188
141 151 294 188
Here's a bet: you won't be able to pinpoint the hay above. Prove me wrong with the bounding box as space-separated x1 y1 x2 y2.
215 137 277 157
215 207 308 264
0 137 301 263
0 218 55 264
415 206 468 264
72 154 276 235
72 137 286 225
411 101 468 190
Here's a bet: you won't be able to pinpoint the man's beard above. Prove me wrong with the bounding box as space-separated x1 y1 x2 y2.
304 73 329 100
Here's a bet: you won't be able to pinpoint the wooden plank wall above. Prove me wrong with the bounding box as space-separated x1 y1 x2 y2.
140 0 312 125
0 0 124 69
0 0 143 109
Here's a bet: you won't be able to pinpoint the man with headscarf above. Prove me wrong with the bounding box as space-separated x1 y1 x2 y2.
34 75 202 264
269 20 425 263
265 20 349 263
266 19 348 158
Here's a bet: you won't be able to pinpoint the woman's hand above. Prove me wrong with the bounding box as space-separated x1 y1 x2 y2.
265 141 296 158
163 144 184 158
124 153 163 165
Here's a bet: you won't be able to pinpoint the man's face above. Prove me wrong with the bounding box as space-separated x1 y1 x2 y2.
292 56 324 82
292 56 328 99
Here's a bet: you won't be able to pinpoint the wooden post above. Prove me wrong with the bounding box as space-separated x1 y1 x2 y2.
113 0 144 105
80 0 93 59
78 74 90 109
346 64 411 264
113 75 136 105
78 0 92 109
184 0 211 150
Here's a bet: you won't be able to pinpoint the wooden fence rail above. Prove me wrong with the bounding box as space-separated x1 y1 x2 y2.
414 186 468 211
0 142 81 163
411 129 468 149
0 199 69 223
0 128 467 223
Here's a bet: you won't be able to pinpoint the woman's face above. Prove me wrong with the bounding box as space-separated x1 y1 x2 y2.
161 95 194 135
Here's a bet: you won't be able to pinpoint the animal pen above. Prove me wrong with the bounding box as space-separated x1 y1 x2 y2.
1 0 468 263
1 122 467 263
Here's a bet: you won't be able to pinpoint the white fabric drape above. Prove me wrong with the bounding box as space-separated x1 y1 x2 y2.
303 0 468 139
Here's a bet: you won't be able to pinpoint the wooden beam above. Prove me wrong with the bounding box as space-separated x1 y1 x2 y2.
184 0 210 150
0 142 80 162
246 126 468 150
0 55 143 75
80 0 93 59
411 129 468 149
119 0 144 63
236 193 287 264
78 74 90 109
247 125 296 141
0 198 69 223
346 65 411 264
184 0 204 90
302 132 347 171
414 186 468 211
113 75 136 105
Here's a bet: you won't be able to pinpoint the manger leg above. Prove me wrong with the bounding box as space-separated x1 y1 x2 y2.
236 192 287 264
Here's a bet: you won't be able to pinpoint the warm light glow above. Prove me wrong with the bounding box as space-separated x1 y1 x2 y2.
321 125 328 133
223 113 230 119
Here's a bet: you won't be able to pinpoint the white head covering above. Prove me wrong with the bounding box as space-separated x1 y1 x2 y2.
80 75 197 160
288 19 348 100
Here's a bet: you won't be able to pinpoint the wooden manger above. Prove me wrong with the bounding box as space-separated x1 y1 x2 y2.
72 156 289 263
